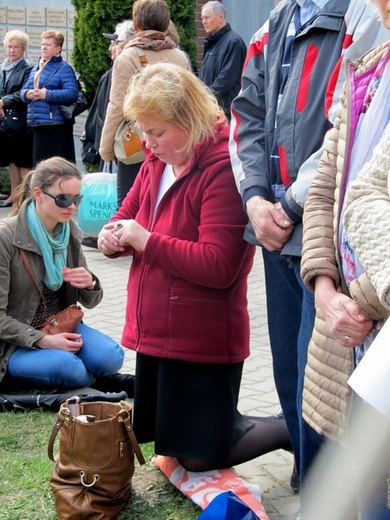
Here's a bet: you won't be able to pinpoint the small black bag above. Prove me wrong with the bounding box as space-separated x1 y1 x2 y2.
60 80 91 122
0 108 26 134
80 137 100 166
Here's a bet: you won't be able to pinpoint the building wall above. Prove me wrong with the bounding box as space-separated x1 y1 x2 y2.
195 0 276 65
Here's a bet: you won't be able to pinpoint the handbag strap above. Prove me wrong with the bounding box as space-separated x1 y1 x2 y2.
48 401 146 465
48 414 67 461
42 64 63 88
135 47 148 68
118 409 146 465
0 221 48 318
19 247 48 318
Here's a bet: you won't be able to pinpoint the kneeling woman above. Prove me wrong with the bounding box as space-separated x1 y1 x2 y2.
99 63 291 471
0 157 124 389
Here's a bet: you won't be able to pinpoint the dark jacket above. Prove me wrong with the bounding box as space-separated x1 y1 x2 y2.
199 24 246 118
0 202 102 382
1 58 33 112
230 0 388 257
85 65 112 151
21 55 78 126
109 124 255 364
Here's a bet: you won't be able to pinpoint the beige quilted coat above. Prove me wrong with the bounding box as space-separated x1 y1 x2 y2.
99 37 191 163
301 42 390 442
344 124 390 310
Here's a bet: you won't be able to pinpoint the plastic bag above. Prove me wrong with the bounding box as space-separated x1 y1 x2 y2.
77 171 117 234
197 491 259 520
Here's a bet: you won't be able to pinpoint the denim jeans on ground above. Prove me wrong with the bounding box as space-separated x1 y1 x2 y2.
262 248 324 482
7 322 124 388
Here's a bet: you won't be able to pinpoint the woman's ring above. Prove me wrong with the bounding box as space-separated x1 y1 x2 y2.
344 335 350 343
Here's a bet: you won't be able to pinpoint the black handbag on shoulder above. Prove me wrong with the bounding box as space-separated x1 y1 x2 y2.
60 80 91 122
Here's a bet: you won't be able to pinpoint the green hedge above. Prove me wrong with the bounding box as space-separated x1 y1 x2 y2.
71 0 197 97
0 169 10 195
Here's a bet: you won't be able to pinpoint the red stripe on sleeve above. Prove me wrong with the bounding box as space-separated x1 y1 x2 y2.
296 44 319 112
325 33 354 118
278 145 291 187
242 32 269 72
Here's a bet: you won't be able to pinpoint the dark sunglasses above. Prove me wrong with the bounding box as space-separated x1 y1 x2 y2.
41 188 83 208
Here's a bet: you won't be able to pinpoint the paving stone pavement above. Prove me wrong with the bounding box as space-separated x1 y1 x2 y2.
0 203 299 518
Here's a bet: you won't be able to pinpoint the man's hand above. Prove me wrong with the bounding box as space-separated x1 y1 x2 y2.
246 196 294 251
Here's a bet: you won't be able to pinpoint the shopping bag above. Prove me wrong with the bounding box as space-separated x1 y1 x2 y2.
77 171 117 234
197 491 259 520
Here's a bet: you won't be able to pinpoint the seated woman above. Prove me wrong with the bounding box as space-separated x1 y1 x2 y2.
98 63 291 472
0 156 126 390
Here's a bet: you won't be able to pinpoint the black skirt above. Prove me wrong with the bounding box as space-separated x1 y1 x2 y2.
133 352 253 460
32 122 75 166
0 128 33 168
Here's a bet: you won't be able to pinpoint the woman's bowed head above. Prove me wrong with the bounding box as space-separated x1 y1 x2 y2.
124 63 226 156
99 63 226 254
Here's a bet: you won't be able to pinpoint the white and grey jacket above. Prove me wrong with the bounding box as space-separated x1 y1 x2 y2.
229 0 388 257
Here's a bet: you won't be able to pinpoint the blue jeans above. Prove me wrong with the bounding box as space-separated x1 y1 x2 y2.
7 323 124 389
361 479 390 520
262 249 324 482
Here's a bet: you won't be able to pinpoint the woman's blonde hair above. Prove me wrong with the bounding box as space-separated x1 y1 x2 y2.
41 30 64 50
10 157 82 216
167 20 180 45
123 63 225 155
4 30 29 50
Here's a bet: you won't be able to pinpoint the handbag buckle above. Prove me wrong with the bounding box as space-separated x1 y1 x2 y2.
124 122 135 141
80 470 100 488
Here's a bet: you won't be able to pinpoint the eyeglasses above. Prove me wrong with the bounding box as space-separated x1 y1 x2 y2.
41 188 83 208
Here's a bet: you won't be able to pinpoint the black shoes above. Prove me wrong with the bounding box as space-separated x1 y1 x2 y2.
274 409 300 493
290 462 300 493
82 236 98 249
0 200 12 208
91 373 135 398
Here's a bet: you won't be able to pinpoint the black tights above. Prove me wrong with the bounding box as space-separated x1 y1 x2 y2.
178 414 292 472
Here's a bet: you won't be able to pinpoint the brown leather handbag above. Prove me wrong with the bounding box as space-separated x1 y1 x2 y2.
48 398 145 519
36 304 84 335
19 248 84 334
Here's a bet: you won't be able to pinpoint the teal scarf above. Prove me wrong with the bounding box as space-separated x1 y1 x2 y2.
26 201 70 291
